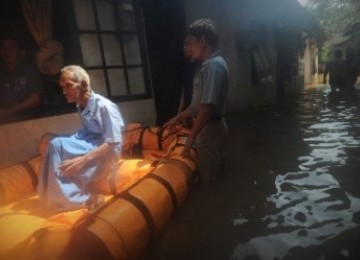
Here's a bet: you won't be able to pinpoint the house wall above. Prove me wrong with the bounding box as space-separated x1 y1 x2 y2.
0 99 156 169
334 34 360 60
0 0 158 169
301 35 319 85
303 38 311 85
0 0 319 168
183 0 278 111
310 46 319 85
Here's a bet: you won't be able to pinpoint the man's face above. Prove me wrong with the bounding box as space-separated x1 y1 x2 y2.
59 72 80 103
183 35 193 60
183 35 204 61
0 39 23 66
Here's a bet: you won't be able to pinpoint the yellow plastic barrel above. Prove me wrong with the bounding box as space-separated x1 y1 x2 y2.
60 131 198 259
0 133 56 206
0 207 88 259
0 156 42 205
0 125 198 259
122 126 182 158
90 159 156 195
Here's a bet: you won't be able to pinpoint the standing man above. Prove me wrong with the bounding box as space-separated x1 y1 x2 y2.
165 18 229 183
323 50 347 92
0 35 42 122
344 47 359 90
38 65 124 212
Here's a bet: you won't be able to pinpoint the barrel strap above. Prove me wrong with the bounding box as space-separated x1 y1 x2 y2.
75 191 156 244
170 143 198 160
177 134 198 152
147 173 177 211
21 161 38 190
63 226 115 260
121 191 156 240
157 127 164 151
161 158 199 191
138 127 148 149
131 127 148 157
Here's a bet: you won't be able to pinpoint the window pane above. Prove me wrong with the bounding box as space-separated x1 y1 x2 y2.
123 34 141 65
128 67 145 94
119 2 137 31
73 0 96 30
108 69 127 96
101 34 123 66
79 34 102 66
96 0 117 30
88 69 108 97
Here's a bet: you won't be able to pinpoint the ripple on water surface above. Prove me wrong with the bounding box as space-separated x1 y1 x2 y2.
232 87 360 259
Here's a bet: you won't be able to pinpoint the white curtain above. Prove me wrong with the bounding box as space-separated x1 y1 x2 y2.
21 0 52 44
21 0 64 75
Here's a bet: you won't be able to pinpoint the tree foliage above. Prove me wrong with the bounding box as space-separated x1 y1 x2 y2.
305 0 360 35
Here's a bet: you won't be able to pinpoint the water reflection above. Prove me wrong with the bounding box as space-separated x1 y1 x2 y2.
232 86 360 259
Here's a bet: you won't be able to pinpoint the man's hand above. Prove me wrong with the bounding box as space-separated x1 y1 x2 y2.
163 116 181 133
181 136 194 158
59 156 87 177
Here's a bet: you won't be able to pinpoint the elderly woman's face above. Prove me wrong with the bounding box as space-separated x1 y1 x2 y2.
59 72 80 103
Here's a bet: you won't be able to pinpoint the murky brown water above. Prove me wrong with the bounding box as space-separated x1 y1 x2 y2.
144 86 360 260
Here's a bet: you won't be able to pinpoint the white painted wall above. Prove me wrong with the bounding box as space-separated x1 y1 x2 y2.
0 0 159 169
303 37 312 85
300 34 318 85
0 98 156 169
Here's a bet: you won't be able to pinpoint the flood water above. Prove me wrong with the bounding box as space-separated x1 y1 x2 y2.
144 85 360 260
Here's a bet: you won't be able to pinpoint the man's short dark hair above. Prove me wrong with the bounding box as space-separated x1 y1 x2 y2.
187 19 218 49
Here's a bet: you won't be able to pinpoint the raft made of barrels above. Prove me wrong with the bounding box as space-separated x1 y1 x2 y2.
0 125 197 259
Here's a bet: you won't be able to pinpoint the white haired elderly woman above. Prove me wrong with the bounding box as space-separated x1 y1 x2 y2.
38 65 124 212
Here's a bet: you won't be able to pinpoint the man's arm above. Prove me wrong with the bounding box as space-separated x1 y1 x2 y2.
182 103 212 156
59 142 118 177
0 93 41 118
177 88 185 115
10 93 41 112
163 108 192 132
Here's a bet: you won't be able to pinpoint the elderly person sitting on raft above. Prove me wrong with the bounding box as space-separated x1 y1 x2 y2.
38 65 124 212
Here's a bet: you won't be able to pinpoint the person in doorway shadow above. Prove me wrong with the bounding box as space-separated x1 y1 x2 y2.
0 34 42 123
323 49 347 92
344 47 359 90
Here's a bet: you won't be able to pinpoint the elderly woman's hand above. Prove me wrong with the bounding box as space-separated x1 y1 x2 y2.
59 156 87 177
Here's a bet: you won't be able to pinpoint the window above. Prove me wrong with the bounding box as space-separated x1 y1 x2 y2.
72 0 151 101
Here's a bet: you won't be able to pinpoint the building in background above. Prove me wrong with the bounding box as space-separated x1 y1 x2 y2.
0 0 323 168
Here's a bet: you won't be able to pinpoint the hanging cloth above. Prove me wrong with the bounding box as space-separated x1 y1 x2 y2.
21 0 64 75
